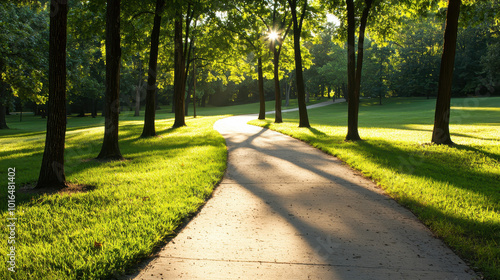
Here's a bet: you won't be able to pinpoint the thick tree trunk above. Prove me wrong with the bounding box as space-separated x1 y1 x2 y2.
432 0 461 145
97 0 123 160
173 17 186 128
141 0 164 137
273 44 283 123
345 0 361 141
289 0 309 127
258 57 265 120
37 0 68 189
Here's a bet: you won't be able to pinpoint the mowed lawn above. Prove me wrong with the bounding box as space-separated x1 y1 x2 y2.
250 96 500 279
0 112 230 279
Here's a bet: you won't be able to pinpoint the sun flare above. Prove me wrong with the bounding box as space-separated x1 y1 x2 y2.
268 30 279 41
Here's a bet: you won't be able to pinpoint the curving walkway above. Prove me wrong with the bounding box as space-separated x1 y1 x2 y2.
129 101 478 280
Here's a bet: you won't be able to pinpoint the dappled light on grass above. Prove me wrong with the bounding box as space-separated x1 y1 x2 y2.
249 97 500 279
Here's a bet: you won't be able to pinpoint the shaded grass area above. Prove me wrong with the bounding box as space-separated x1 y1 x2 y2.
0 116 226 279
249 97 500 279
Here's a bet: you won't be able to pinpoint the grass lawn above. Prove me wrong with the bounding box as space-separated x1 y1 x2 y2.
249 96 500 279
0 97 321 279
0 114 228 279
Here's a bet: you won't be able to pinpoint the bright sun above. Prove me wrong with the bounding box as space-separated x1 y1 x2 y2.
268 30 279 41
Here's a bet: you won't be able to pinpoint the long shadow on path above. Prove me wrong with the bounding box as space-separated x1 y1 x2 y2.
130 114 478 280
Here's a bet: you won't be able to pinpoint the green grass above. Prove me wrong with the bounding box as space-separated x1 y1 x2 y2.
0 115 227 279
249 97 500 279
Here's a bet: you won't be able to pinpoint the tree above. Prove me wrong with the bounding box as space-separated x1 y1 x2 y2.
288 0 310 127
432 0 461 145
268 0 293 123
344 0 373 140
345 0 359 140
97 0 123 160
141 0 165 137
36 0 68 189
173 8 187 128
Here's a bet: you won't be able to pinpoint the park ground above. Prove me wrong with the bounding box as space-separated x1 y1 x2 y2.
0 97 499 279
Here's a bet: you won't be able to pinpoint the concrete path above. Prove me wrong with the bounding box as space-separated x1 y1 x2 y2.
129 101 478 280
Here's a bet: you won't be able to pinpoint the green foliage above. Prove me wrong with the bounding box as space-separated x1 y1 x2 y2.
250 97 500 279
0 2 48 105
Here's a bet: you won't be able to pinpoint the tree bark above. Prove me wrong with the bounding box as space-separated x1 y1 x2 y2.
97 0 123 160
258 57 265 120
432 0 461 145
36 0 68 189
273 43 283 123
345 0 361 141
173 17 186 128
141 0 164 137
288 0 309 127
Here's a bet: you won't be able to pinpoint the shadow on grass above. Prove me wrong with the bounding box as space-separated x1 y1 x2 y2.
0 121 225 213
399 196 500 280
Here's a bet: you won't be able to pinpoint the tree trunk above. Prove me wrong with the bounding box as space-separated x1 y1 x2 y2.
285 72 293 107
36 0 68 189
97 0 123 161
273 43 283 123
173 17 186 128
345 0 361 141
258 57 265 120
354 0 372 99
134 58 143 117
432 0 461 145
289 0 309 127
92 98 97 118
141 0 164 137
193 60 197 118
185 78 192 116
134 86 141 116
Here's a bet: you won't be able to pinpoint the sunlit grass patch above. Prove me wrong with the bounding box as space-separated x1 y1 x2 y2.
249 97 500 279
0 115 226 279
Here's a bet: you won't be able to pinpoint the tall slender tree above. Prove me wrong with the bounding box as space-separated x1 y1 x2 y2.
36 0 68 189
97 0 123 160
173 10 187 128
141 0 165 137
257 57 265 119
432 0 461 145
345 0 358 140
288 0 310 127
269 10 291 124
345 0 374 141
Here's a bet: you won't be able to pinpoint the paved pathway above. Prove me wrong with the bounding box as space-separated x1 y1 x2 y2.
130 101 478 279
